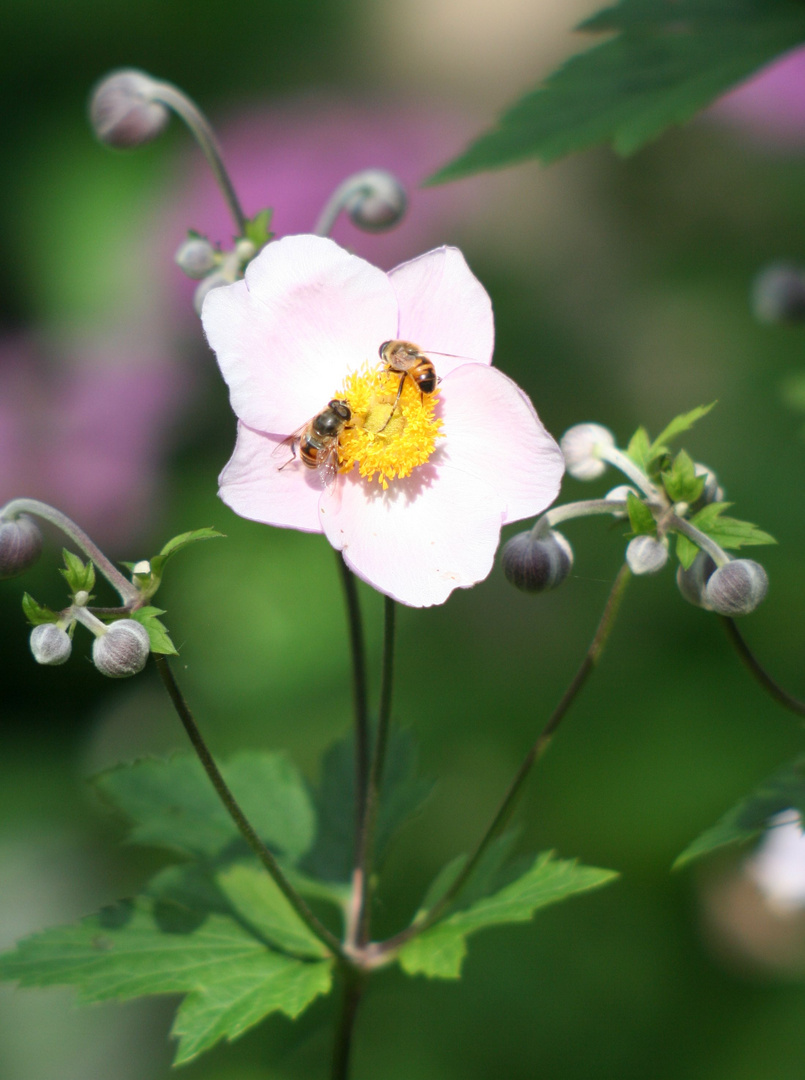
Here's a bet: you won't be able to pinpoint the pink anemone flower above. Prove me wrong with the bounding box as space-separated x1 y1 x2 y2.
201 234 564 607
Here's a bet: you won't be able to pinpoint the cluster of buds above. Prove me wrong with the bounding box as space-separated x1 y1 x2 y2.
502 411 774 617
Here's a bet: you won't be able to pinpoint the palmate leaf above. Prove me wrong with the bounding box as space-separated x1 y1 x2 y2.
674 502 776 569
93 751 316 862
430 0 805 182
397 853 617 979
0 897 332 1066
675 755 805 868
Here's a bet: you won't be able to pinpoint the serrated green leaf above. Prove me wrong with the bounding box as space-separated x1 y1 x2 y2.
22 592 60 626
675 755 805 868
675 531 700 571
93 752 316 862
243 208 274 251
625 426 651 472
648 402 716 457
149 528 223 580
129 606 177 656
413 830 523 922
397 853 617 979
626 491 656 536
0 896 332 1066
689 502 776 551
216 865 329 959
60 549 95 595
302 728 433 883
662 450 704 504
430 0 805 182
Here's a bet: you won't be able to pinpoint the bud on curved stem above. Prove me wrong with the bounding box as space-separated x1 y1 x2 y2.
705 559 768 616
314 170 408 237
92 619 151 677
501 529 573 592
0 514 43 579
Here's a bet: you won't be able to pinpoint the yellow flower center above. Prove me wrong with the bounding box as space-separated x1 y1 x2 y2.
337 365 443 490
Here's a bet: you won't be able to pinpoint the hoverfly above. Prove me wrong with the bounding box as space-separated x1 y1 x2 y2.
273 399 352 487
377 339 439 431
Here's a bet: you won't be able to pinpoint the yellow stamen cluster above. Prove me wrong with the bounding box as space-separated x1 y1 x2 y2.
337 365 442 490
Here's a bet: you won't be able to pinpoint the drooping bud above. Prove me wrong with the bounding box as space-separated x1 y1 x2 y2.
30 623 72 666
346 170 407 232
704 559 769 616
501 529 573 593
89 70 169 149
175 236 217 279
560 424 615 481
92 619 151 678
693 463 724 506
751 262 805 325
0 515 43 579
676 551 717 608
626 534 668 575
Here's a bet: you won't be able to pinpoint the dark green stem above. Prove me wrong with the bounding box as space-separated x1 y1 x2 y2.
155 656 351 964
351 597 397 948
331 966 365 1080
380 564 631 953
336 555 370 851
720 616 805 718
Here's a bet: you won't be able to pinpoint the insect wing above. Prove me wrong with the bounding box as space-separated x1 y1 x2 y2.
272 421 308 471
315 438 341 488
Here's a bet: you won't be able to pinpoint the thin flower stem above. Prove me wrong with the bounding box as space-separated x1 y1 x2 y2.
331 966 365 1080
378 564 632 955
154 656 351 965
336 554 370 841
351 597 397 948
720 616 805 718
150 80 247 236
0 498 138 603
668 514 731 568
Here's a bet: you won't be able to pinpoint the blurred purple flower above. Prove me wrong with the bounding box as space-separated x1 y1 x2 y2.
0 333 187 548
708 46 805 150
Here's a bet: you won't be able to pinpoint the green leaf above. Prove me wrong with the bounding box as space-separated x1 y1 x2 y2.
149 528 223 580
129 606 178 656
662 450 704 504
625 426 651 472
626 491 656 537
93 751 316 862
429 0 805 182
648 402 716 458
22 592 61 626
216 864 329 959
60 549 95 595
675 755 805 868
243 208 274 251
689 502 776 551
412 830 523 921
302 728 433 883
675 531 700 571
397 853 617 979
0 896 332 1066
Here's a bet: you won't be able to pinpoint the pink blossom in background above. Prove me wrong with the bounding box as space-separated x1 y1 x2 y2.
202 235 564 607
708 46 805 150
159 96 481 316
0 333 188 548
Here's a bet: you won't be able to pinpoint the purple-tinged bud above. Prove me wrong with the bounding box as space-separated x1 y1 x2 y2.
502 529 573 593
89 70 169 149
705 559 768 617
175 237 217 279
751 263 805 325
560 424 615 481
693 463 724 506
0 515 43 579
676 551 717 608
92 619 151 678
346 170 407 232
30 624 72 666
626 535 668 575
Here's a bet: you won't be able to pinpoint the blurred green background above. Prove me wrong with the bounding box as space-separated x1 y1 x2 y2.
4 1 805 1078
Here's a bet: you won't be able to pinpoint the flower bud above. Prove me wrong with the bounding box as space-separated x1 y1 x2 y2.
626 534 668 575
704 559 768 616
501 529 573 593
751 262 805 325
194 270 231 315
30 623 72 666
560 424 615 481
175 237 217 279
346 170 408 232
89 70 169 149
0 515 43 579
605 485 638 518
676 551 717 608
92 619 151 678
693 463 724 506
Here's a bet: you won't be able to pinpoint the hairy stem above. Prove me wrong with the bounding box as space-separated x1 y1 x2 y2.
720 616 805 718
380 564 631 954
155 656 351 964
